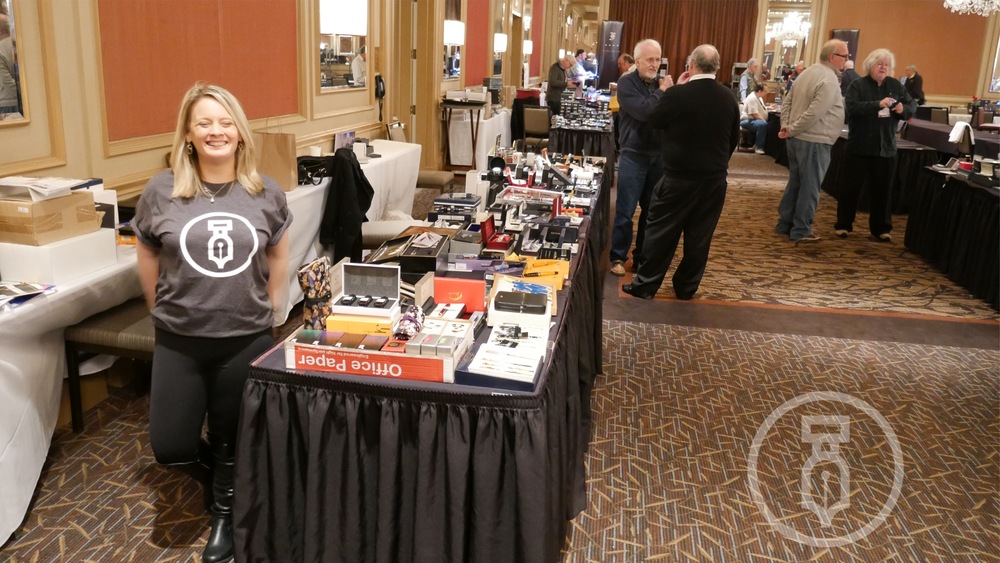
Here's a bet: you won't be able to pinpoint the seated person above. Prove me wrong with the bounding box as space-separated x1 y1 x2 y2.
740 84 770 155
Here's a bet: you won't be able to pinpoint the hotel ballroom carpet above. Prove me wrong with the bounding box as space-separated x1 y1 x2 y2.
1 153 997 562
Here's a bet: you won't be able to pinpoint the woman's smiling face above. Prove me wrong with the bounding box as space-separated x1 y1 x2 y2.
186 97 240 166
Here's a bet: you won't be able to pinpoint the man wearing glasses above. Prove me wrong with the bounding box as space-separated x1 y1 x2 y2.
774 39 848 243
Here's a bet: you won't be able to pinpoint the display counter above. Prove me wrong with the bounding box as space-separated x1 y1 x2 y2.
233 215 602 562
904 169 999 310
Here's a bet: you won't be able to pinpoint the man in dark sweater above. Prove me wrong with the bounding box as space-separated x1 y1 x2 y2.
622 44 739 301
547 56 576 115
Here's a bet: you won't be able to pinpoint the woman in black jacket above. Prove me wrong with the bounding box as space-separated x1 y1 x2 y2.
835 49 917 243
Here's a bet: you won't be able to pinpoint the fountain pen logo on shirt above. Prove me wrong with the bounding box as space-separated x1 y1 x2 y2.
179 212 260 278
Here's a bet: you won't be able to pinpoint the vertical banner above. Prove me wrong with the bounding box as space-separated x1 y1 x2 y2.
830 29 860 66
596 21 625 90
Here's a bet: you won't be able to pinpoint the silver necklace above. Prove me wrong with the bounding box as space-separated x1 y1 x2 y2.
200 180 235 203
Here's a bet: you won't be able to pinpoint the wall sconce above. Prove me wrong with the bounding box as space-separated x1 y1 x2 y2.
444 20 465 46
494 33 508 53
523 40 533 55
558 48 565 59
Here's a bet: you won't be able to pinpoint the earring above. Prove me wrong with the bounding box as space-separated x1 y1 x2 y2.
186 142 193 155
237 141 244 151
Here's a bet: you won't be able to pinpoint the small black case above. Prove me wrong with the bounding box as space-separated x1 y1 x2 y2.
493 291 547 314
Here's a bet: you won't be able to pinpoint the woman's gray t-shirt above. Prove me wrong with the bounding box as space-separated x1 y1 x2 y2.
133 171 292 337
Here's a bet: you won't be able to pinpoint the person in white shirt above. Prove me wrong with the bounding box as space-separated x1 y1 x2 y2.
351 45 367 87
741 84 770 154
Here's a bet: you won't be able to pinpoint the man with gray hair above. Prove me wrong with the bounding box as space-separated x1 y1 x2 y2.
622 44 739 300
774 39 848 243
739 57 759 100
840 59 860 96
609 38 673 277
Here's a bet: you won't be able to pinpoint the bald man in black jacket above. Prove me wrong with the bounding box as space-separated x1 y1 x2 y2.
623 44 740 301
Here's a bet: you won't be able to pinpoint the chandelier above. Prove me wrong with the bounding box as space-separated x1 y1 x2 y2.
943 0 1000 16
765 13 811 46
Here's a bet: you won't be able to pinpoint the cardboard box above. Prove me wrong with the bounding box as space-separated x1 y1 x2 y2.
0 228 117 284
325 312 399 336
434 275 487 313
0 191 100 246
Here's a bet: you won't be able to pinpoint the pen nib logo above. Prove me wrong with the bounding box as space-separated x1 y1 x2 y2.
207 219 234 268
801 415 851 527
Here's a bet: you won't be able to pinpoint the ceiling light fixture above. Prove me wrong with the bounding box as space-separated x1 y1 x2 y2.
943 0 999 16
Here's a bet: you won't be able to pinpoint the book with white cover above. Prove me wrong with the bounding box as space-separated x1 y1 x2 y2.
0 176 92 201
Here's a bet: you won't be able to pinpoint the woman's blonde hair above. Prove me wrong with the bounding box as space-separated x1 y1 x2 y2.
169 83 264 199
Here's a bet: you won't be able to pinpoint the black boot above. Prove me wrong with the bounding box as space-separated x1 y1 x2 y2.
202 435 235 563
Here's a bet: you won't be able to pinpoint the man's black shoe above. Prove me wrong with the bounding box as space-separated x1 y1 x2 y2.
622 283 654 300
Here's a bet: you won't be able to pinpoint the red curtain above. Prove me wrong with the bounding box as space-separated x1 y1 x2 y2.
608 0 758 86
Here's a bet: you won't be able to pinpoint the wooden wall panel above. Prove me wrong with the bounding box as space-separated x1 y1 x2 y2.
530 0 543 76
465 0 490 88
98 0 297 142
824 0 986 98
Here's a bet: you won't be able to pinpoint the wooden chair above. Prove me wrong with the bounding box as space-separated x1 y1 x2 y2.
386 121 455 193
64 298 154 432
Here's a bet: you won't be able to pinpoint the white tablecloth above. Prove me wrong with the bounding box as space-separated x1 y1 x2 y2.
448 109 511 170
948 113 972 126
280 139 421 324
0 245 141 542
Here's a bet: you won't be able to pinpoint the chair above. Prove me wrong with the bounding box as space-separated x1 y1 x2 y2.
522 106 550 152
929 107 949 125
64 298 154 432
737 128 756 153
386 121 455 193
973 110 995 130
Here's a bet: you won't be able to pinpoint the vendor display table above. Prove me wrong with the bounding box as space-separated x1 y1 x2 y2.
549 126 616 161
904 169 999 310
902 118 960 155
233 216 603 563
821 134 939 214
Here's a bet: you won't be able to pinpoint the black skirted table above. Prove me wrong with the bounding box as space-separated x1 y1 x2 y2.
549 126 616 161
764 111 788 166
232 185 611 563
821 135 939 214
904 168 999 310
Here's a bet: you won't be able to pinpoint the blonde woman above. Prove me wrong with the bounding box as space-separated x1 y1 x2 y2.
133 83 291 563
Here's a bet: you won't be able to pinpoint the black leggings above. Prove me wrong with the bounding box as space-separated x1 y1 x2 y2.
148 327 273 464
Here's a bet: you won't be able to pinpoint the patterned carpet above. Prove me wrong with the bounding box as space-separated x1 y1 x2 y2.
2 156 996 561
5 321 996 561
563 320 1000 562
620 177 999 321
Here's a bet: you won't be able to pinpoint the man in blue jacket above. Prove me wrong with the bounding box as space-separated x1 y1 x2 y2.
610 39 672 276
